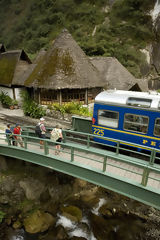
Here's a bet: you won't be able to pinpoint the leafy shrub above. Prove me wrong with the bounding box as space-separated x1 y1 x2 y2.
51 102 92 117
0 91 13 107
20 90 46 118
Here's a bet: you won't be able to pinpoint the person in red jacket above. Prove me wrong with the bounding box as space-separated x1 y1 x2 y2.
13 123 24 147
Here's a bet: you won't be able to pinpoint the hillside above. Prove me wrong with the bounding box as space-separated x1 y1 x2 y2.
0 0 157 78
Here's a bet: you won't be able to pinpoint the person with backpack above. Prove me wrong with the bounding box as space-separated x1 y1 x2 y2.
5 123 15 146
51 124 63 155
36 117 46 149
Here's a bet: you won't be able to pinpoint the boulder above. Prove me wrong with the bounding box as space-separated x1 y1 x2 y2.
19 178 45 200
61 205 82 222
23 210 55 233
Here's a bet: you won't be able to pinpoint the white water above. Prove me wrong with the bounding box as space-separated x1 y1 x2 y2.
151 0 160 22
56 214 97 240
91 198 107 215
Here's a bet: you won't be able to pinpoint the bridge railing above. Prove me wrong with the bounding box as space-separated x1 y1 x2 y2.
62 129 160 164
1 130 160 190
20 125 160 164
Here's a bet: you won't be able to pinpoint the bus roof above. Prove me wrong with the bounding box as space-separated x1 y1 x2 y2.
95 90 160 109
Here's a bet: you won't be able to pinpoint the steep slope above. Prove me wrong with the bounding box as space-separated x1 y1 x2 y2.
0 0 157 78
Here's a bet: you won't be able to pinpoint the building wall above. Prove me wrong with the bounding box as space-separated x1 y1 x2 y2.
0 86 25 100
34 87 102 105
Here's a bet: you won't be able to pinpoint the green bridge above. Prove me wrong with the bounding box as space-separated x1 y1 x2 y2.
0 127 160 210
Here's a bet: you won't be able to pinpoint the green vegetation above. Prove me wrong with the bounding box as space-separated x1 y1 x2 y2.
0 210 5 223
0 0 156 77
0 91 15 107
20 90 46 118
48 102 92 117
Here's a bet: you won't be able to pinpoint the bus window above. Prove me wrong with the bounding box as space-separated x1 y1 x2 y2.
98 110 119 128
124 114 149 134
154 118 160 137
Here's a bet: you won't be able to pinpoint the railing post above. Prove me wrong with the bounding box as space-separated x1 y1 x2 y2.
24 137 27 149
63 131 66 143
6 135 10 146
71 147 74 162
87 135 90 148
149 149 156 165
141 167 150 186
116 141 120 155
44 141 49 155
103 156 107 172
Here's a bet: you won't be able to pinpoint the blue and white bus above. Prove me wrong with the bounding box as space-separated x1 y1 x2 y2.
92 90 160 151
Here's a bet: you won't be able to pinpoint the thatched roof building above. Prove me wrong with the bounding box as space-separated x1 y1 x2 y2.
24 29 103 104
24 29 102 89
0 50 31 87
89 57 144 91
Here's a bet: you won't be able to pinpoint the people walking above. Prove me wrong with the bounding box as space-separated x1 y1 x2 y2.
5 123 15 145
38 117 46 149
51 124 63 155
13 123 24 147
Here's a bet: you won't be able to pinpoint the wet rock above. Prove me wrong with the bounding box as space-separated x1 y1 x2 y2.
48 184 72 202
56 225 69 240
19 177 45 200
80 186 99 203
23 210 55 233
12 220 22 229
89 213 113 239
61 205 82 222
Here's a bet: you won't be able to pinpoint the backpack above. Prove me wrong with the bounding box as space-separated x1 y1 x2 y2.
51 128 60 141
35 124 42 137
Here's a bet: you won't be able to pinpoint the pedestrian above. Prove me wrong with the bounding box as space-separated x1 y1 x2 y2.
38 117 46 149
51 124 63 155
13 123 24 147
5 123 14 145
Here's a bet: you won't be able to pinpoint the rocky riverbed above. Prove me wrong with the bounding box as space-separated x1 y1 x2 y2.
0 156 160 240
0 108 160 240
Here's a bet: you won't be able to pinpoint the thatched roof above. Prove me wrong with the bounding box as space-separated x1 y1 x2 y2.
0 50 31 87
89 57 137 90
24 29 102 89
0 44 6 53
134 78 148 92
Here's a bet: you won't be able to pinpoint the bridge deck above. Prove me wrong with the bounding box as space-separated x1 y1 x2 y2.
15 139 160 192
0 131 160 210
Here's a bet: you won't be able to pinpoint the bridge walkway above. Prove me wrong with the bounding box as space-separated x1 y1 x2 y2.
0 128 160 209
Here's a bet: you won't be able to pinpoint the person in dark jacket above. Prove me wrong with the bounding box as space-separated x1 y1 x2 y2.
5 123 15 145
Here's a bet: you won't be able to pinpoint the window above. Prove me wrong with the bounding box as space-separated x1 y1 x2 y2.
127 98 151 108
154 118 160 137
98 110 119 128
124 114 149 134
